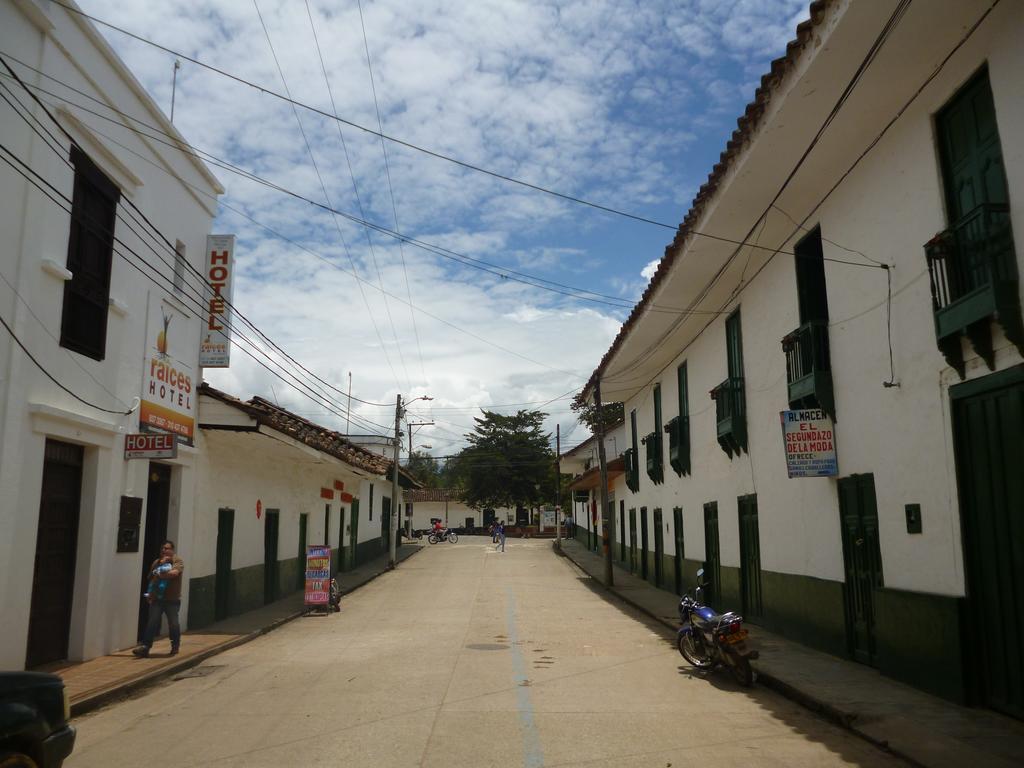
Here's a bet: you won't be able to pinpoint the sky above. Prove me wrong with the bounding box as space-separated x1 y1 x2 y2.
77 0 810 458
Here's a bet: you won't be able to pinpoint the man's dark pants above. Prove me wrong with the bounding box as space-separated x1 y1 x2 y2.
141 599 181 650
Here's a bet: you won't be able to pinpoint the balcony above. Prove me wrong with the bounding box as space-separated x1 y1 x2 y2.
710 377 746 458
925 203 1023 377
665 415 690 476
641 431 663 484
623 448 639 492
781 320 835 420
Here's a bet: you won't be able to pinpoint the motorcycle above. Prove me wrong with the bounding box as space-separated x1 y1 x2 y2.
428 528 458 544
676 568 759 686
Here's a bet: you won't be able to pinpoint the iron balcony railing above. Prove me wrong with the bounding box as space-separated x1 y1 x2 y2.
782 320 830 387
623 448 639 492
710 376 746 456
641 430 663 484
665 415 690 476
925 202 1013 311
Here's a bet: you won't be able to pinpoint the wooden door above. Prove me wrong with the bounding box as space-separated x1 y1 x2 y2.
619 502 626 562
703 502 720 608
138 463 171 640
349 500 360 569
640 507 649 581
336 508 345 574
673 507 684 595
215 508 235 620
738 495 763 618
653 508 664 588
26 440 83 668
838 475 883 665
628 508 637 574
264 510 280 604
297 512 308 590
953 369 1024 717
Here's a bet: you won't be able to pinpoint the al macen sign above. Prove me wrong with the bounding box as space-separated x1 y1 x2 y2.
780 408 838 478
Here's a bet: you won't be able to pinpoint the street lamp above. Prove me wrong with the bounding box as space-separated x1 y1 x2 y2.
390 395 432 567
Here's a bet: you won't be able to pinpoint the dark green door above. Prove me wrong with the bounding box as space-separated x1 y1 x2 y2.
297 512 308 590
738 495 763 618
703 502 720 608
619 502 626 562
336 507 345 574
653 508 664 588
629 508 637 574
838 475 883 666
953 368 1024 718
349 499 360 569
673 507 684 595
216 508 235 620
264 509 280 605
640 507 649 581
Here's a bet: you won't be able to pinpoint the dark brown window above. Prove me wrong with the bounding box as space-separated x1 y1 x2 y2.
60 146 120 360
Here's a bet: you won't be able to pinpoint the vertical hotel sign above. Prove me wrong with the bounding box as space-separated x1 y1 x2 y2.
199 234 235 367
140 294 195 444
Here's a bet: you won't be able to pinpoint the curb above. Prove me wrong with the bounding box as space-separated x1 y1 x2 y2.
556 546 921 765
71 545 424 718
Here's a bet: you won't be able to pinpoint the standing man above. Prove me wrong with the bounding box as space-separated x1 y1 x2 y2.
494 521 506 552
133 540 185 658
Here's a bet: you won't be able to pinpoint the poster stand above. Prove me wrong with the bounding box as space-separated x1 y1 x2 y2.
304 545 332 614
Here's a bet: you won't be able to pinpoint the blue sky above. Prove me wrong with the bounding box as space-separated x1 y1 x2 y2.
80 0 809 454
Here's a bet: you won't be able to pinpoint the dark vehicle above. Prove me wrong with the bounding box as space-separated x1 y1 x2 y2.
676 568 759 686
0 672 76 767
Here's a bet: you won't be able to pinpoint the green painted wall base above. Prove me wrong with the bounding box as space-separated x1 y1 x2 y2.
187 554 305 631
758 570 847 659
874 587 966 703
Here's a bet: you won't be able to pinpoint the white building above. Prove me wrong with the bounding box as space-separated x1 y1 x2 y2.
0 0 222 668
403 488 516 532
581 0 1023 712
560 423 625 550
191 386 417 627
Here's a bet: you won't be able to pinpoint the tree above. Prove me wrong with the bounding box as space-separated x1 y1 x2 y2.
459 409 553 512
403 450 441 488
571 391 624 434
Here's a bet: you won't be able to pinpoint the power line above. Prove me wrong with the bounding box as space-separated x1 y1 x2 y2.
0 58 399 420
352 0 427 390
0 61 590 380
253 0 408 397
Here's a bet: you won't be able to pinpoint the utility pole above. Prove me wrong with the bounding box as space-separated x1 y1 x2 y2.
594 381 613 586
555 423 561 551
170 60 181 123
408 420 433 537
389 393 402 568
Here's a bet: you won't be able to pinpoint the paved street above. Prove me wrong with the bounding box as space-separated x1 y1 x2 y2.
67 538 901 767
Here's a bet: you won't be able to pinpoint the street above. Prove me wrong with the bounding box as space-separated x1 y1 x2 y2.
67 539 901 767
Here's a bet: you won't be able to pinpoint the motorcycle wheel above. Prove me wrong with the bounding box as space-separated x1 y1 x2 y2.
678 632 713 668
448 532 459 543
428 534 439 544
730 654 754 687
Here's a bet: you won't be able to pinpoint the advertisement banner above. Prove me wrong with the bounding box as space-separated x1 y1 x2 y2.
199 234 235 367
304 545 331 606
140 294 195 444
780 408 838 478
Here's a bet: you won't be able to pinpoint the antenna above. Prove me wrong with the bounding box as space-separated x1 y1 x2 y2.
170 59 181 123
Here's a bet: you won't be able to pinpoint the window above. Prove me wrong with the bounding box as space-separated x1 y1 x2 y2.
624 409 640 492
368 485 374 521
644 384 664 484
60 146 120 360
173 240 186 294
711 310 746 457
783 227 835 419
668 362 690 475
925 67 1022 375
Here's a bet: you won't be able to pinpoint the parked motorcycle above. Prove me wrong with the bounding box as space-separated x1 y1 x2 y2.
676 568 759 686
428 528 458 544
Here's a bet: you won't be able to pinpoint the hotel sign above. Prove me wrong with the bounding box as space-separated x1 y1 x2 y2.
199 234 235 367
124 433 178 460
140 294 195 444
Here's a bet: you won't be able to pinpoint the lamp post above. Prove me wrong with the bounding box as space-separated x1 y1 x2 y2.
390 395 432 568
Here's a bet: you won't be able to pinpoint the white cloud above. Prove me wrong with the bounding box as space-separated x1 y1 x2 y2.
641 258 661 281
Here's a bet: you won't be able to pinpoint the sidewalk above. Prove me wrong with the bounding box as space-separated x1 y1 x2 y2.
56 543 423 717
557 537 1024 768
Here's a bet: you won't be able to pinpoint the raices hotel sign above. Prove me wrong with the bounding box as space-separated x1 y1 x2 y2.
199 234 235 368
140 294 195 444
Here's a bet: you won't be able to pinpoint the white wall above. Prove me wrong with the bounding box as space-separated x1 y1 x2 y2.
0 0 219 667
604 0 1024 599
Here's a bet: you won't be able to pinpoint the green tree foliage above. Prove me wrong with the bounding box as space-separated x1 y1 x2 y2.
403 450 441 488
570 391 624 434
459 409 553 511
